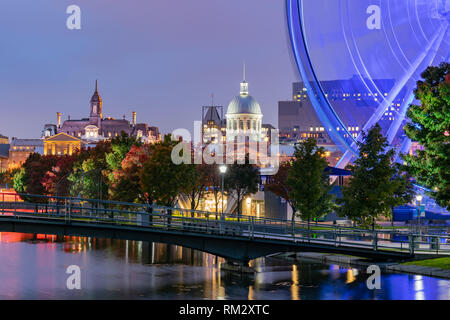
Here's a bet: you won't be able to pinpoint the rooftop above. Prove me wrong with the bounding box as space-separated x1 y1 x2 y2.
0 144 9 158
10 138 44 147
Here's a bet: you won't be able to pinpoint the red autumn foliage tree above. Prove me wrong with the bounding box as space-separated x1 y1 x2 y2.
42 154 80 196
109 144 153 203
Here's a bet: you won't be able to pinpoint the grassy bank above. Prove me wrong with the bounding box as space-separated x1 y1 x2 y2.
402 257 450 270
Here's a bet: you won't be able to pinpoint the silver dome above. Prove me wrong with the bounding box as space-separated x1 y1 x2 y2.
226 95 262 115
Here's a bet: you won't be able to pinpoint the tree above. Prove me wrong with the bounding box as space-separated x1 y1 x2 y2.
338 124 414 228
105 132 142 185
287 138 334 234
265 161 297 224
139 135 193 225
0 168 20 188
109 144 152 203
182 163 209 216
12 153 60 202
68 141 111 199
41 154 79 196
403 62 450 210
13 167 27 194
203 163 222 215
224 156 259 220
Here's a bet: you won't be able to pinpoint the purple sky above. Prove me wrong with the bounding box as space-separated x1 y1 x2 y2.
0 0 300 138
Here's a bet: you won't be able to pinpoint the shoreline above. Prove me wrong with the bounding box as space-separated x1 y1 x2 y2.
274 252 450 280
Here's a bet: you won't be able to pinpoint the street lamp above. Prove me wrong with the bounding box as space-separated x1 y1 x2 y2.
219 165 227 219
416 194 423 235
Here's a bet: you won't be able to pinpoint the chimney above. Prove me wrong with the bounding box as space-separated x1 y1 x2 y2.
132 112 137 126
57 112 62 128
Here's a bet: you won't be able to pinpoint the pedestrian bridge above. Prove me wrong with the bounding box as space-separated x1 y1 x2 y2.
0 193 449 263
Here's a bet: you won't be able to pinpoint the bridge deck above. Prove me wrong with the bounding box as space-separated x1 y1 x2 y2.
0 193 449 262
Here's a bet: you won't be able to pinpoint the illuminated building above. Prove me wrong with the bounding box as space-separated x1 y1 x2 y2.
202 106 226 144
201 67 275 157
225 68 264 143
8 138 44 169
195 66 277 218
42 81 161 144
0 134 8 145
0 135 9 172
43 132 86 156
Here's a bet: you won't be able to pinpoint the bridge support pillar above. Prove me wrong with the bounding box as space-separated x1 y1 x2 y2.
220 260 256 274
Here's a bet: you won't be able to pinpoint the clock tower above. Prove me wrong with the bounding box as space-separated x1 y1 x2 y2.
90 80 103 126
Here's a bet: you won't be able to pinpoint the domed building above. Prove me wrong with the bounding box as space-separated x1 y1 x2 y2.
226 68 263 142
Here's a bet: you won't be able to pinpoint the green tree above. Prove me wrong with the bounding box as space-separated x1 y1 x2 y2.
13 167 27 194
338 124 414 228
105 132 142 185
403 62 450 209
139 135 193 225
287 138 334 234
12 153 60 202
0 168 20 188
68 141 110 199
224 157 259 220
182 163 209 216
265 161 297 224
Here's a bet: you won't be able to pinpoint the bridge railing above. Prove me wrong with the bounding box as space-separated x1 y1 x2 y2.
0 192 423 234
0 193 449 256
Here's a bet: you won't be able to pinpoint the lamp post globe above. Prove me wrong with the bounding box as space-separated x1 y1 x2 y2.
416 194 423 235
219 165 227 219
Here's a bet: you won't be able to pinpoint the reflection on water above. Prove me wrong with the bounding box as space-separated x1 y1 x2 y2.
0 232 449 300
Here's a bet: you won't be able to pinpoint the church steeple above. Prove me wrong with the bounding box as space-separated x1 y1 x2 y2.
90 80 103 120
240 62 249 96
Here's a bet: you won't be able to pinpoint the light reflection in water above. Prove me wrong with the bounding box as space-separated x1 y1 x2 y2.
346 269 356 284
414 275 425 300
291 265 300 300
0 232 449 300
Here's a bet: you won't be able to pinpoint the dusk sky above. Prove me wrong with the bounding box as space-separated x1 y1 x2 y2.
0 0 300 138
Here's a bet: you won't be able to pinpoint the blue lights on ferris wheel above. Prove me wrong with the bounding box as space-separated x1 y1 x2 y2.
286 0 449 168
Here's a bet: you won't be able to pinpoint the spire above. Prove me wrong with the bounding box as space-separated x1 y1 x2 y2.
240 62 249 96
91 79 102 103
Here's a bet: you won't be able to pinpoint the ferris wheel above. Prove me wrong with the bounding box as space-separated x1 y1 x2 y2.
286 0 449 168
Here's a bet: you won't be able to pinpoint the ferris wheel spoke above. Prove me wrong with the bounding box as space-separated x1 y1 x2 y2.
286 0 449 168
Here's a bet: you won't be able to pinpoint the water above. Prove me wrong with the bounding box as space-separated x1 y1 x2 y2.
0 232 448 300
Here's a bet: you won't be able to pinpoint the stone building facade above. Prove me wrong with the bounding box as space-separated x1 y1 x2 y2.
43 132 85 156
42 81 161 144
